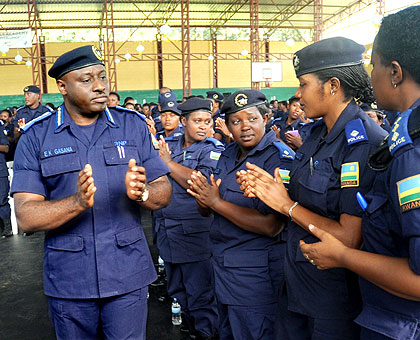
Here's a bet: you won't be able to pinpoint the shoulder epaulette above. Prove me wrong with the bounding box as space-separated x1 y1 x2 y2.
272 117 283 123
16 105 25 111
114 105 146 120
20 111 53 133
44 105 54 112
273 141 295 159
345 118 368 145
206 137 224 148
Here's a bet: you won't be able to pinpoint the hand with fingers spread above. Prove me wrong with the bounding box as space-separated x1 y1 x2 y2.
299 224 348 270
125 159 148 201
284 132 303 149
235 170 256 198
158 135 172 164
271 125 281 139
244 162 294 214
145 116 156 136
215 117 231 137
76 164 97 209
18 118 26 129
187 171 222 210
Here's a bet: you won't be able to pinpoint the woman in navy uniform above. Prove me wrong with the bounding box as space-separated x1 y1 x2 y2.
156 92 184 140
297 6 420 340
188 90 295 340
239 38 387 340
154 97 223 340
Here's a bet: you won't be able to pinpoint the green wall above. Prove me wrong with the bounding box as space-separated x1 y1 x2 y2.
0 87 297 110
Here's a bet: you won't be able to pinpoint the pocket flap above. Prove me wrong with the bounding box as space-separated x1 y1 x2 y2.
115 227 143 247
41 155 82 177
182 218 212 234
224 250 268 267
46 235 84 252
355 304 418 340
103 142 140 165
299 173 330 194
366 195 388 215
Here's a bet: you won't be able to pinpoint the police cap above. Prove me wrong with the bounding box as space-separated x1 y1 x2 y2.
159 91 177 105
48 45 105 80
23 85 40 94
206 90 224 102
293 37 365 78
178 97 212 116
160 100 181 116
220 89 267 115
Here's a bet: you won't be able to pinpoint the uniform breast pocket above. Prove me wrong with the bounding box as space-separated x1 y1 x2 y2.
298 172 331 214
223 186 254 209
103 141 141 166
40 153 82 177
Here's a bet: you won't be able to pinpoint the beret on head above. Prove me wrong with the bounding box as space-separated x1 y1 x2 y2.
178 97 212 116
206 90 224 102
160 100 181 116
48 45 105 79
293 37 365 77
158 91 177 105
23 85 40 94
220 89 267 115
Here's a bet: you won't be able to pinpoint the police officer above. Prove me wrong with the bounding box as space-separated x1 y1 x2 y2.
0 122 11 239
240 38 387 339
14 85 52 139
188 90 295 340
207 90 230 144
156 92 184 140
299 6 420 340
155 97 222 339
11 45 171 340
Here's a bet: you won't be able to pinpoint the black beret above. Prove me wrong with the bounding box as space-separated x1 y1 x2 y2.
206 90 224 102
293 37 365 77
23 85 40 94
178 97 212 116
48 45 105 79
160 100 181 116
220 89 267 115
158 91 177 105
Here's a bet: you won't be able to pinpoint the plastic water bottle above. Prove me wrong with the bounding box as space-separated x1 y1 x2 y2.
171 298 182 325
158 256 165 275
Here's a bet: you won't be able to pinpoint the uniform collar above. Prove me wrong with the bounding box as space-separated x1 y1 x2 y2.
324 100 360 144
55 104 118 133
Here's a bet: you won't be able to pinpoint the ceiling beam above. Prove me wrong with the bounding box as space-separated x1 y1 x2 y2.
322 0 376 30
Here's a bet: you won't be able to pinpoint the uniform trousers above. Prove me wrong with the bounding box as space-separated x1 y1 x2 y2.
0 176 11 220
48 287 148 340
165 259 218 337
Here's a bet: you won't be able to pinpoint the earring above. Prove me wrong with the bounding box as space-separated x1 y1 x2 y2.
330 90 335 96
392 81 397 88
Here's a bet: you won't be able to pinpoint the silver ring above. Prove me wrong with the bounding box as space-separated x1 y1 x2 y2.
310 259 315 265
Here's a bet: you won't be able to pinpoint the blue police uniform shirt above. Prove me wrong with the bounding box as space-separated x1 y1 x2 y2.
212 109 227 144
0 125 9 177
156 125 184 140
286 100 387 319
298 120 316 143
272 116 302 142
14 103 53 124
154 135 224 263
11 104 170 299
211 130 295 306
355 98 420 339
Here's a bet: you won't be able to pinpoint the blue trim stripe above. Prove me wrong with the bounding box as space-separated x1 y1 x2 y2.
105 107 116 125
398 175 420 194
21 111 52 132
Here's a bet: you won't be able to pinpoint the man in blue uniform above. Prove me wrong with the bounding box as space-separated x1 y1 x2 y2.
155 97 222 340
10 45 172 340
0 123 11 239
13 85 53 140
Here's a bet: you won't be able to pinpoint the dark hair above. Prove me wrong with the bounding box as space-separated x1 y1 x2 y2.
374 6 420 85
124 96 134 104
1 109 12 117
314 63 375 104
142 103 149 107
288 96 300 105
280 100 288 106
109 91 120 100
45 103 56 110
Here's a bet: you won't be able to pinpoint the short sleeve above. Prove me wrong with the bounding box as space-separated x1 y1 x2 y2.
389 146 420 275
196 144 224 179
11 130 47 197
339 143 377 217
136 120 170 182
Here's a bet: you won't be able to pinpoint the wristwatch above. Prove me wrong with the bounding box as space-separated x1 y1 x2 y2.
138 187 149 202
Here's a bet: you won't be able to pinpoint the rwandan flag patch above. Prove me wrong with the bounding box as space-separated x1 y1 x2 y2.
210 151 221 160
278 169 290 184
397 174 420 213
341 162 359 188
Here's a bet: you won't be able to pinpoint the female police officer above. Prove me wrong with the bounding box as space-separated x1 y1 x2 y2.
187 90 294 340
239 38 387 339
298 6 420 340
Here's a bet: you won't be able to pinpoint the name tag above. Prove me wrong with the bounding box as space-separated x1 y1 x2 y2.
41 146 77 159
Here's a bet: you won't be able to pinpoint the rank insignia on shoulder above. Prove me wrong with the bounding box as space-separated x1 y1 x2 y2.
388 110 413 156
397 174 420 213
278 169 290 184
210 151 221 160
151 134 160 149
345 118 368 145
341 162 359 188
